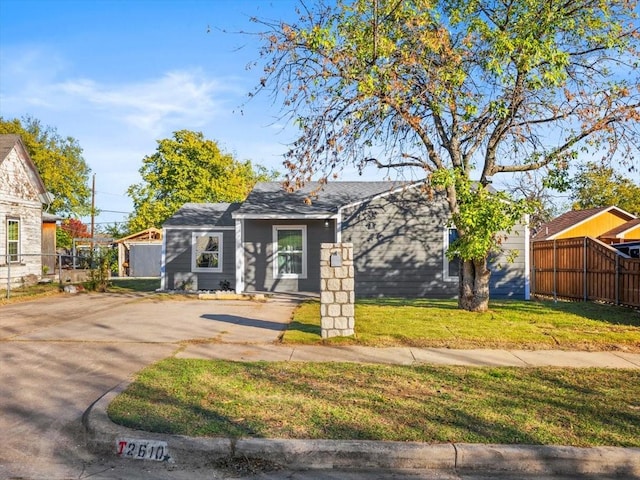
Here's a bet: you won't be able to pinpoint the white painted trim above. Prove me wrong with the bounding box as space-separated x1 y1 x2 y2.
5 217 21 263
442 227 459 283
523 214 531 300
614 223 640 239
235 219 244 294
233 213 335 220
191 232 223 273
160 228 167 290
163 226 235 231
336 211 342 243
272 225 307 279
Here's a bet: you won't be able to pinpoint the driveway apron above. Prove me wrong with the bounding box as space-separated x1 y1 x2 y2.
0 293 298 479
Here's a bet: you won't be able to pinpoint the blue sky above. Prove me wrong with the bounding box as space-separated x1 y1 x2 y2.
0 0 327 228
2 1 638 229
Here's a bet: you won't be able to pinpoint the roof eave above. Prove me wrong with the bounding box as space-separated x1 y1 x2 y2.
548 206 638 240
232 212 338 220
337 181 425 213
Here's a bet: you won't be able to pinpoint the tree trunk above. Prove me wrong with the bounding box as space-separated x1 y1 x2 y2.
458 257 491 312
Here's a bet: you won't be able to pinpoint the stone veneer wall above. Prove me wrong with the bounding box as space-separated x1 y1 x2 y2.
320 243 355 338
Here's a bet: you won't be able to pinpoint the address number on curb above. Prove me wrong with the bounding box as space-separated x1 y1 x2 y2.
116 438 170 462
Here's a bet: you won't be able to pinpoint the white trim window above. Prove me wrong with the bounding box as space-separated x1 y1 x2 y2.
192 232 223 273
7 218 20 263
273 225 307 279
443 227 460 282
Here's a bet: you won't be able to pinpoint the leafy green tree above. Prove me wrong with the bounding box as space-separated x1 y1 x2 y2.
56 228 72 250
99 223 130 240
127 130 277 231
570 162 640 215
254 0 639 311
0 116 92 216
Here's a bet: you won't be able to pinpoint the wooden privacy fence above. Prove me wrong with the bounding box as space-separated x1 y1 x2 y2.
531 237 640 308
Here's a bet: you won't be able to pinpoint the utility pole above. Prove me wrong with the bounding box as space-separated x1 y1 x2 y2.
91 173 96 250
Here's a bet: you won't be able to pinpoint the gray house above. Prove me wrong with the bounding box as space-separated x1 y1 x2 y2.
161 181 530 299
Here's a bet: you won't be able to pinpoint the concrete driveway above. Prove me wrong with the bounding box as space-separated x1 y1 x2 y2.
0 292 298 479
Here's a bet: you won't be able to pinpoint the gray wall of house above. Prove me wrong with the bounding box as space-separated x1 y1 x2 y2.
341 188 457 298
341 188 527 299
242 219 336 293
487 222 527 298
163 229 236 290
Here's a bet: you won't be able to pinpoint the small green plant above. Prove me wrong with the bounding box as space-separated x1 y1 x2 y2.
85 248 111 292
219 279 232 291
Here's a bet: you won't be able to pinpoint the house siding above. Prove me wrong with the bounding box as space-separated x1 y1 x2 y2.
341 188 527 299
163 228 236 290
242 219 336 293
0 144 44 288
488 222 527 298
556 211 632 239
341 188 457 298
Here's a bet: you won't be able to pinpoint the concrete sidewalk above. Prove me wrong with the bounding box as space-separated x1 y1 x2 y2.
85 342 640 478
176 342 640 368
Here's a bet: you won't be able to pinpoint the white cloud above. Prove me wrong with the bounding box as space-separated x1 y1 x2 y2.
56 71 235 135
1 45 243 136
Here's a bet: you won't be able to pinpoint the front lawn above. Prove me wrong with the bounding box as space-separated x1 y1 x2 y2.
284 299 640 351
0 282 62 304
108 359 640 447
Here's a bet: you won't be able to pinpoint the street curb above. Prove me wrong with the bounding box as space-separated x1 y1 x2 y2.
84 384 640 477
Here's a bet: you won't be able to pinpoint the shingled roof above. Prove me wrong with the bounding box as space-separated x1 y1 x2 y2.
233 181 410 217
0 134 23 162
532 206 637 241
600 218 640 240
163 202 241 227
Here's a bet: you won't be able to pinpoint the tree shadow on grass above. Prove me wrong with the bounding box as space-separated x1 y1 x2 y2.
106 359 640 479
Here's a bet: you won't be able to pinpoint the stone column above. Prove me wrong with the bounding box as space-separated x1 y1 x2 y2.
320 243 355 338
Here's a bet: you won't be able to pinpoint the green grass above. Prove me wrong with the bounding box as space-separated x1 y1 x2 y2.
0 277 160 305
284 299 640 352
107 278 161 293
108 358 640 447
0 282 62 304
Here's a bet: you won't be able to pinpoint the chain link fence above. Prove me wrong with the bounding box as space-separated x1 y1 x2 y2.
2 249 115 299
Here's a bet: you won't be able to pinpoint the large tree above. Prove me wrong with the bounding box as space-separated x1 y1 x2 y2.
570 162 640 215
0 116 92 216
253 0 640 311
127 130 276 231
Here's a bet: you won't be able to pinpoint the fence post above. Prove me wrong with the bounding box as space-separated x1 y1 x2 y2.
58 253 63 286
5 254 10 299
583 237 587 301
615 254 620 305
531 243 535 297
553 240 557 302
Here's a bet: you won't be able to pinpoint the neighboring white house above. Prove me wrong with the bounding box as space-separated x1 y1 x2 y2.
0 134 50 289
